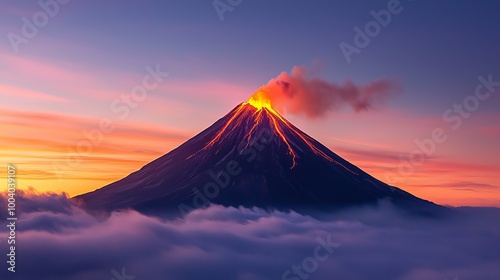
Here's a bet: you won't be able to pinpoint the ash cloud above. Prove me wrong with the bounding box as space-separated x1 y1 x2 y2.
1 191 500 280
256 66 400 117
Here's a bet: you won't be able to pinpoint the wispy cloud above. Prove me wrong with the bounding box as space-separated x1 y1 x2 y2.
0 83 71 103
0 108 191 195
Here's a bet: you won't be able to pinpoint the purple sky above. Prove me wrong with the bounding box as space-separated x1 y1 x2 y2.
1 0 499 206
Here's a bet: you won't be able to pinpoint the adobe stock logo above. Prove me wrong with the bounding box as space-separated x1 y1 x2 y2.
339 0 405 63
213 0 243 21
51 64 169 181
177 128 275 217
281 234 341 280
384 74 500 185
6 0 72 54
110 267 135 280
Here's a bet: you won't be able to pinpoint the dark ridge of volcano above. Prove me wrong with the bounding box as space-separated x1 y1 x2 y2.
75 103 448 218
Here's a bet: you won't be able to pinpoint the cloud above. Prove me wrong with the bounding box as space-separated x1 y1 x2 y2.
0 191 499 280
252 66 400 118
0 108 191 194
0 83 72 103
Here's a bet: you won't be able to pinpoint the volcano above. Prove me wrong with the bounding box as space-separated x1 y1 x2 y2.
76 94 444 217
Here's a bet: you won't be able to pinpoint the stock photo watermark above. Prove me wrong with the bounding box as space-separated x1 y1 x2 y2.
7 0 72 54
6 164 17 273
213 0 243 21
385 74 500 185
282 234 340 280
111 267 136 280
178 127 275 217
339 0 406 64
51 64 169 181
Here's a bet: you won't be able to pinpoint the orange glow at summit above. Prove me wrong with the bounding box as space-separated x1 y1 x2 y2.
245 91 278 114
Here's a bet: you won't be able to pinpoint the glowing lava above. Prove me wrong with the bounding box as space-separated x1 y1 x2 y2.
188 91 357 174
246 91 276 112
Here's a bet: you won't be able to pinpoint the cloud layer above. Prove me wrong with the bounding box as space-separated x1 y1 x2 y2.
1 191 499 280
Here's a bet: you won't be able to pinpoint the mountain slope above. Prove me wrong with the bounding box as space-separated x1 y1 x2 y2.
75 102 444 217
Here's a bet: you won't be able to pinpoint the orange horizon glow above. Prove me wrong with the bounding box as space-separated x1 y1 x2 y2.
1 99 499 207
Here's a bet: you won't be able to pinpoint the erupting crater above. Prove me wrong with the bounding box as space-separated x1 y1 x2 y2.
76 91 445 217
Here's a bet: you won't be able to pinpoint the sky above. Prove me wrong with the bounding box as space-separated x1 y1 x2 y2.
0 0 499 206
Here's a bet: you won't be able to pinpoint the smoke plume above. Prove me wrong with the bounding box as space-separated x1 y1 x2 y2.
255 66 400 117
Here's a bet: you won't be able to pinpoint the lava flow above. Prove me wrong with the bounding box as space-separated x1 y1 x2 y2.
246 91 299 167
246 91 337 166
188 91 356 173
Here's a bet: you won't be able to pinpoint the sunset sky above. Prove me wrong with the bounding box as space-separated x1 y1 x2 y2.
1 1 499 206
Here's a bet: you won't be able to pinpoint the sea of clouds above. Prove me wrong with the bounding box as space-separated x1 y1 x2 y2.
1 189 499 280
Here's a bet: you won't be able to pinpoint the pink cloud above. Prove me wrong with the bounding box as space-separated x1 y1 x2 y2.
0 83 71 103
